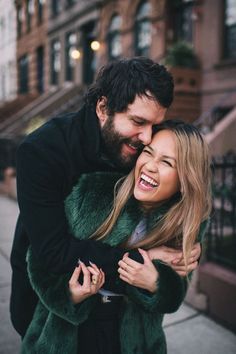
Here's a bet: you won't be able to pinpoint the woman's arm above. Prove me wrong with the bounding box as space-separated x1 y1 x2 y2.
118 220 209 313
26 249 103 325
118 250 187 313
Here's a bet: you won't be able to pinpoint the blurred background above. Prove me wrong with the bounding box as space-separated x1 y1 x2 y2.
0 0 236 353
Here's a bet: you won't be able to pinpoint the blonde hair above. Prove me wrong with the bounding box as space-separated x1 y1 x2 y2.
91 121 212 268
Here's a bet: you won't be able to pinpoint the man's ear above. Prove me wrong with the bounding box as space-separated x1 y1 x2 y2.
96 96 108 127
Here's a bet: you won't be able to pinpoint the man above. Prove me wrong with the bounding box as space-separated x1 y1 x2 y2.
10 57 200 337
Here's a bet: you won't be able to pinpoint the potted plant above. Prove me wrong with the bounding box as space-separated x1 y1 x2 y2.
164 41 201 122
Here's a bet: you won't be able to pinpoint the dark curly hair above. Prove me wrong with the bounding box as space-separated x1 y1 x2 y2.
85 57 174 115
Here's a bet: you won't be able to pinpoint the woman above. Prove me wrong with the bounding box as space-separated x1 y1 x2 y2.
21 120 211 354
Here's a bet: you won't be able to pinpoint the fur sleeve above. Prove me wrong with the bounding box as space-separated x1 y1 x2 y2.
125 260 187 314
26 248 95 325
124 219 210 313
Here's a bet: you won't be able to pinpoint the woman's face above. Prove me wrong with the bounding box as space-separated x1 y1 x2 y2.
134 130 180 210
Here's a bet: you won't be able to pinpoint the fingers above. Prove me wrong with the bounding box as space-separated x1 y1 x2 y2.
172 243 201 266
190 242 201 259
173 261 198 277
80 261 91 289
89 261 100 273
138 248 151 263
69 265 81 287
118 259 135 273
120 254 142 269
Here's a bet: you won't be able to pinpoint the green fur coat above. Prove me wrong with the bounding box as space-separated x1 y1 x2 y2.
21 172 208 354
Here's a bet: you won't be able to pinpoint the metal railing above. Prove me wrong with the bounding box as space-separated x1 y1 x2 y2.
206 152 236 270
194 89 236 133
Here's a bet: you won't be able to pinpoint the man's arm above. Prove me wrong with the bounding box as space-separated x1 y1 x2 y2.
16 141 142 278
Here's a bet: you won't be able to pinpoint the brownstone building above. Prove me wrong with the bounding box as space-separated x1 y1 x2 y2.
15 0 48 96
97 0 236 129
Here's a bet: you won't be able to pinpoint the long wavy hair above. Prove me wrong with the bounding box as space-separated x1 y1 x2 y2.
91 120 212 267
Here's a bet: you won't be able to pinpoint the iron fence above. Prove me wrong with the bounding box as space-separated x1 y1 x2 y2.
206 151 236 270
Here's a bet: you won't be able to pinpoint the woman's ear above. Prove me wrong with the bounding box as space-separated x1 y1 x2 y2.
96 96 108 127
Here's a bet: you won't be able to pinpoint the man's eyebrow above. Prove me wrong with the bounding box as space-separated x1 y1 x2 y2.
129 115 147 121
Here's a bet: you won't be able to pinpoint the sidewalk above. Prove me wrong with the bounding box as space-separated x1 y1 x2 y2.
0 195 236 354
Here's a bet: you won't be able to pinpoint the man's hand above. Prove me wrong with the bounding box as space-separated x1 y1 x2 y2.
118 250 158 293
147 242 201 277
69 261 105 304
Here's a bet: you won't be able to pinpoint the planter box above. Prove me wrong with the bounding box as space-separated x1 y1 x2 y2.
170 67 201 93
167 67 202 122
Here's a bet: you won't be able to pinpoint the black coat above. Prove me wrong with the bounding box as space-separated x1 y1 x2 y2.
10 105 142 336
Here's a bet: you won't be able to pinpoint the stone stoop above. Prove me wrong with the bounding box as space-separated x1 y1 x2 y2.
198 262 236 333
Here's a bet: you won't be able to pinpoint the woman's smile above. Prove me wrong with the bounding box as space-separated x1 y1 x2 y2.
133 130 180 209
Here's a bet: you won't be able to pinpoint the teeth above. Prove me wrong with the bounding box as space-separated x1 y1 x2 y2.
141 173 158 187
128 143 137 150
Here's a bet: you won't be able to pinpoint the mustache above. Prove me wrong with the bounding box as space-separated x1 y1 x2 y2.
122 138 144 151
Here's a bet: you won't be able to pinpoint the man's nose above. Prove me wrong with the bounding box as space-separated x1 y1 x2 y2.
138 126 152 145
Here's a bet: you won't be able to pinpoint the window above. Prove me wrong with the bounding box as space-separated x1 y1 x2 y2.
17 6 23 38
135 1 152 56
66 0 77 7
51 0 63 17
37 0 44 24
174 0 194 43
37 46 44 93
65 32 77 81
18 55 29 94
107 15 122 60
26 0 34 32
224 0 236 58
51 40 61 85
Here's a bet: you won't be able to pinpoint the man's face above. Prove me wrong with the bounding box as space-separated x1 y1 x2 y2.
97 94 167 171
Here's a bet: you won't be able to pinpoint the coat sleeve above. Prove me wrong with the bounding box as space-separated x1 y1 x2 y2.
16 140 142 282
26 248 95 325
124 260 187 314
124 219 210 314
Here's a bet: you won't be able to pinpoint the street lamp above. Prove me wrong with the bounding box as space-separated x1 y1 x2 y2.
90 40 100 51
70 49 81 60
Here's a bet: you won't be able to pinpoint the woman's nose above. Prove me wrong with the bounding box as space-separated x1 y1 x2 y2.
146 160 159 173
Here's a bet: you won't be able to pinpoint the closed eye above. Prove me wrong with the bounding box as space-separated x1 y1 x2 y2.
163 160 173 167
132 119 145 126
143 148 152 155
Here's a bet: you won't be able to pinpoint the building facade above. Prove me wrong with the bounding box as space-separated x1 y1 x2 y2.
0 0 17 105
98 0 236 125
47 0 102 89
15 0 48 96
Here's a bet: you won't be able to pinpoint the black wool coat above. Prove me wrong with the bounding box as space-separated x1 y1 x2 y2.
10 105 142 336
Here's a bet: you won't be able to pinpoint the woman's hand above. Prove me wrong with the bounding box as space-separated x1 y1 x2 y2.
118 249 158 293
69 261 105 304
147 243 201 277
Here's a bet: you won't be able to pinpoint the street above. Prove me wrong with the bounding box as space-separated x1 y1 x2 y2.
0 195 236 354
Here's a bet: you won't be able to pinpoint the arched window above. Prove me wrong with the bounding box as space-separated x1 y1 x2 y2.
135 1 152 56
173 0 194 43
108 15 122 60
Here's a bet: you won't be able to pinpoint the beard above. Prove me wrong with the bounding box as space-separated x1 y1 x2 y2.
101 117 143 172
